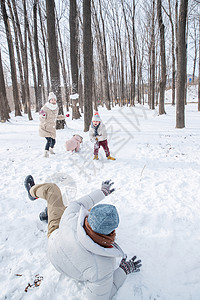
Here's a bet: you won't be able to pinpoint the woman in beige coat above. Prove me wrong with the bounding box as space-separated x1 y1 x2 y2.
39 92 64 157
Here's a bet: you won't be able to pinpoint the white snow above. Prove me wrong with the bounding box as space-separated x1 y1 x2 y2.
1 86 200 300
70 93 79 100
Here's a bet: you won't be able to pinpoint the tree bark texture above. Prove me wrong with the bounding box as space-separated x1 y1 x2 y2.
7 0 26 108
0 49 10 121
1 0 22 116
83 0 93 131
198 16 200 111
157 0 166 115
33 0 43 111
176 0 188 128
69 0 81 119
46 0 65 129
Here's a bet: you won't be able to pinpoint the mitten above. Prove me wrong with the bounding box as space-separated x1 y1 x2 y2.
119 256 142 275
39 110 46 117
101 180 115 196
91 137 97 143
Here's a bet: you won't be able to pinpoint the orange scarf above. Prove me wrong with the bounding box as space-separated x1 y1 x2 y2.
84 217 115 248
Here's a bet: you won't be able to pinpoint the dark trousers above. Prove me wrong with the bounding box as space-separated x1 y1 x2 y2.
45 137 56 150
94 139 110 157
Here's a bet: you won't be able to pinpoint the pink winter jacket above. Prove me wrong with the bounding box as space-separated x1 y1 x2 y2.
65 135 82 152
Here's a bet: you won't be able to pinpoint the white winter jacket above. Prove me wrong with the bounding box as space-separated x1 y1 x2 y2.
89 122 107 142
48 190 127 300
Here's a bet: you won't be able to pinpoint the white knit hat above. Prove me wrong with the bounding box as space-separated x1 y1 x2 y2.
48 92 57 101
92 111 101 122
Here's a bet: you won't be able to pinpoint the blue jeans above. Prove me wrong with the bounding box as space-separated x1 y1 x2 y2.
45 137 56 150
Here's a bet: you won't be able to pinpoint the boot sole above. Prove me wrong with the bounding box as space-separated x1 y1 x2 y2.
24 175 37 201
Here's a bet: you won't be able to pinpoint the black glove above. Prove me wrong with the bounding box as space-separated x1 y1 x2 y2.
101 180 115 196
119 256 142 275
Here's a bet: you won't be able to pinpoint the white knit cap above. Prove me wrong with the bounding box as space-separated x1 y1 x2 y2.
92 111 101 122
48 92 57 101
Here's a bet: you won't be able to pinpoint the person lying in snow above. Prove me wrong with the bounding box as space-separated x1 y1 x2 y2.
65 134 83 153
89 111 116 161
24 175 142 300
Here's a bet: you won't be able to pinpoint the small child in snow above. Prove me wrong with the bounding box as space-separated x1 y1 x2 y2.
39 92 65 157
65 134 83 153
89 111 115 160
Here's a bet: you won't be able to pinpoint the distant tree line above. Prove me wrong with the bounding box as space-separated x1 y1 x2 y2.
0 0 199 129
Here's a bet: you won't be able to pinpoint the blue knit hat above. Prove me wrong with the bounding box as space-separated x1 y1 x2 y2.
88 204 119 235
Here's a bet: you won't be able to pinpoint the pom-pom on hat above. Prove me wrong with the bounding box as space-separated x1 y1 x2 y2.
92 111 101 122
48 92 57 101
88 204 119 235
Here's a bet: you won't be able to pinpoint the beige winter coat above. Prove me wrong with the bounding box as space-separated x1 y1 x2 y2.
89 122 107 142
39 102 64 139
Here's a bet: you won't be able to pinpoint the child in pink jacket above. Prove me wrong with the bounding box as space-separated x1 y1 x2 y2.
65 134 83 152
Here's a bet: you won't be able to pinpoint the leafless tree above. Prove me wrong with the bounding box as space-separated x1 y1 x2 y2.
83 0 93 131
198 16 200 111
38 4 50 98
46 0 65 129
163 0 176 106
150 0 156 110
157 0 166 115
69 0 81 119
176 0 188 128
56 14 70 112
0 49 10 121
0 0 22 116
33 0 43 111
7 0 26 108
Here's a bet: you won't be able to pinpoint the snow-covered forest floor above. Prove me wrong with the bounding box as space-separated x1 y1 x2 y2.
1 91 200 299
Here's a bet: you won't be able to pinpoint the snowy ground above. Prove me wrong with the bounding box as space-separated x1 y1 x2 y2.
1 97 200 299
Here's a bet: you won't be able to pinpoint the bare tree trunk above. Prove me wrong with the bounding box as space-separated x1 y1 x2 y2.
70 0 78 94
38 4 50 99
118 31 125 104
46 0 65 129
98 0 111 110
191 19 197 83
184 18 188 105
0 0 22 116
57 15 69 112
0 49 10 121
175 0 179 68
23 0 33 120
150 0 155 110
121 0 134 106
7 0 26 108
157 0 166 115
166 0 176 106
70 0 81 119
176 0 188 128
10 0 27 113
132 0 136 106
33 0 43 111
83 0 93 131
79 72 84 113
198 16 200 111
92 0 110 109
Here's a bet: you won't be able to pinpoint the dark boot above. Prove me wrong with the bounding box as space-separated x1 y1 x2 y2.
24 175 37 201
39 207 48 222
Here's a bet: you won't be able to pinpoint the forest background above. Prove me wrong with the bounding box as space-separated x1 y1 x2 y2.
0 0 199 131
